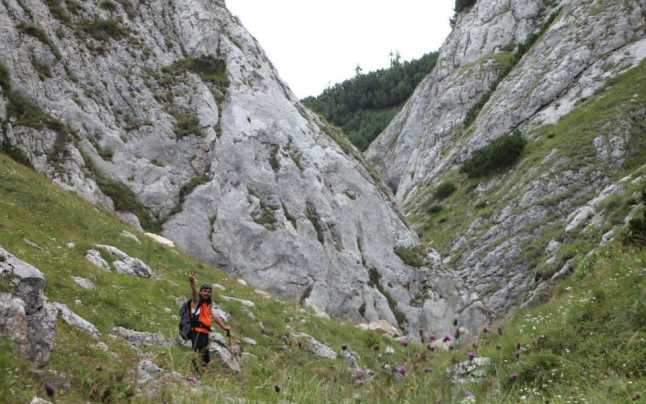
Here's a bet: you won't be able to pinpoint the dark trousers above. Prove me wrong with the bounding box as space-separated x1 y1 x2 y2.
191 332 210 373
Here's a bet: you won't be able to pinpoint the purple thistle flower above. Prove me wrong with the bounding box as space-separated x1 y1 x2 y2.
468 352 476 362
44 383 55 398
442 336 451 343
394 365 407 376
429 335 437 342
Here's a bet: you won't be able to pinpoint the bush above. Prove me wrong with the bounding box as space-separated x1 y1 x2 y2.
394 246 426 268
172 112 202 138
461 131 527 178
433 181 457 200
98 0 117 12
164 56 229 88
80 19 128 42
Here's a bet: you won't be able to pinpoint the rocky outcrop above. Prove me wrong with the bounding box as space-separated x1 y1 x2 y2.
0 246 57 367
111 326 171 348
88 245 153 278
287 332 337 360
367 0 646 320
0 0 484 338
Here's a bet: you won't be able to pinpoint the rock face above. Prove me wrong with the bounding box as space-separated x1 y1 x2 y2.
0 0 484 337
0 246 57 367
367 0 646 319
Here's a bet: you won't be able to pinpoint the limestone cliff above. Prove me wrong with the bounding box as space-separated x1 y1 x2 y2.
0 0 488 337
367 0 646 317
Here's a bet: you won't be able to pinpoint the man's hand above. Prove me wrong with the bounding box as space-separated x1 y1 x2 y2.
188 272 196 284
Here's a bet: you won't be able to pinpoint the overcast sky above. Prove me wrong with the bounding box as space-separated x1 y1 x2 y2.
227 1 454 98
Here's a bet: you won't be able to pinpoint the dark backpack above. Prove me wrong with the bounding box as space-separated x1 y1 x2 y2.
178 299 195 340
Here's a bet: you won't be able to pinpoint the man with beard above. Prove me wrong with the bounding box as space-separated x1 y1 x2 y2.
188 272 231 373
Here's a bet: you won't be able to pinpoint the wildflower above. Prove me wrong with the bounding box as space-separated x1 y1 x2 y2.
510 373 519 382
394 365 407 377
468 352 475 362
443 336 451 343
429 335 437 342
44 383 55 398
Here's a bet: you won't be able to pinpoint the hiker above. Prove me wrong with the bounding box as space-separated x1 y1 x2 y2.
188 272 230 373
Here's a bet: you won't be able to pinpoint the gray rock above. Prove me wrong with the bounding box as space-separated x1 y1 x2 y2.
241 337 257 346
111 327 171 348
120 231 142 245
289 332 337 360
209 340 241 373
85 250 111 272
53 303 100 339
71 276 95 290
447 357 491 384
94 245 153 278
0 247 57 367
30 398 52 404
221 296 255 308
0 0 454 339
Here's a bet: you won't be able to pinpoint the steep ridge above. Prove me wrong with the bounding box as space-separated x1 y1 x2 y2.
0 0 488 337
367 0 646 318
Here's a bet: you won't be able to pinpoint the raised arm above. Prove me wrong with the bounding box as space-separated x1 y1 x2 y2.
189 272 198 303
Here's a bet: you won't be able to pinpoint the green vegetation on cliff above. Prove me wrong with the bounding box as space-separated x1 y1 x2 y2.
303 52 438 151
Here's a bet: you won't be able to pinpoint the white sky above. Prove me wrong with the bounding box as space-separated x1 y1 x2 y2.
227 1 454 98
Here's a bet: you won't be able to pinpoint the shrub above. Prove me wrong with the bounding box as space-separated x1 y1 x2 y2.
172 112 202 138
433 181 457 200
428 204 443 214
461 131 527 178
98 0 117 12
394 246 426 268
7 91 66 132
163 56 229 88
80 19 128 42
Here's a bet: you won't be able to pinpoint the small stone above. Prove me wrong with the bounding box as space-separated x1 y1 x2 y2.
236 279 248 287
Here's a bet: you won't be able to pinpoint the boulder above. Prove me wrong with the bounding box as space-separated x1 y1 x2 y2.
143 233 175 248
71 276 95 290
357 320 401 337
53 303 100 339
85 250 110 272
94 245 153 278
447 357 491 384
288 332 337 360
111 327 171 348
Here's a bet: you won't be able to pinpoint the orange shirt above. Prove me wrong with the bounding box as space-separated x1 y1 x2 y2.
192 302 212 334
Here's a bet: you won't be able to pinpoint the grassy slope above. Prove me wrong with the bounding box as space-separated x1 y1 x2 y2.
1 62 645 402
1 156 645 403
